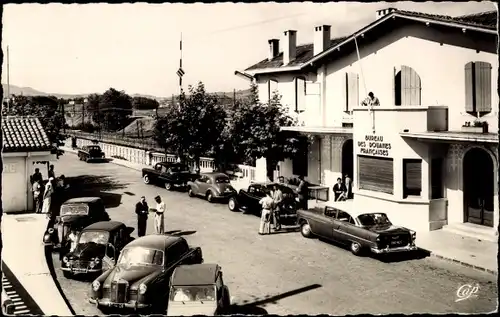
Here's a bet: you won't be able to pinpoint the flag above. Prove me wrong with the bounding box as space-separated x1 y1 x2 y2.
177 68 185 78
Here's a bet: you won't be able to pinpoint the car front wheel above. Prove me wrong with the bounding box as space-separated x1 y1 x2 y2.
165 182 173 191
188 187 195 197
207 191 214 203
143 175 150 184
228 198 238 211
300 222 313 238
350 242 363 256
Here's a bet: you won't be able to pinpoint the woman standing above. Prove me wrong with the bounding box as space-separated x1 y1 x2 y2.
41 177 54 217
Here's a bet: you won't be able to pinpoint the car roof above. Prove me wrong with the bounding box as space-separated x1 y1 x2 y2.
83 221 124 232
125 234 182 250
202 172 228 178
171 264 220 286
63 197 102 204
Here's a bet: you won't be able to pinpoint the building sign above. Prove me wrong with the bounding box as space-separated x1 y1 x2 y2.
357 135 392 157
3 163 17 173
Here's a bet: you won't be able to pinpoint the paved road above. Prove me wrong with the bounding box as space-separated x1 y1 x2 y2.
51 154 497 315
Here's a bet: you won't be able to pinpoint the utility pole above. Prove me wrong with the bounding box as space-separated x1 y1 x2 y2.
6 45 10 112
233 89 236 107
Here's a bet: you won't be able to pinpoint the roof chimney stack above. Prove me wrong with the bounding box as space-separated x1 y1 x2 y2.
283 30 297 65
314 25 331 56
268 39 280 60
376 7 396 20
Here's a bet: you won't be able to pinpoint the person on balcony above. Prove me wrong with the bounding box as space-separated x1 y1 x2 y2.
361 92 380 107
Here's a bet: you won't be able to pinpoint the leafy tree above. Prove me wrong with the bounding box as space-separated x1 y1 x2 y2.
2 94 67 145
132 96 160 110
154 82 227 169
85 88 132 132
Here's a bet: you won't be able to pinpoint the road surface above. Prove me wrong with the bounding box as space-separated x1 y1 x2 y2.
51 154 497 315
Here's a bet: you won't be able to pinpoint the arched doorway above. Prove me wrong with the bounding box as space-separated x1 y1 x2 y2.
463 147 494 227
342 139 354 180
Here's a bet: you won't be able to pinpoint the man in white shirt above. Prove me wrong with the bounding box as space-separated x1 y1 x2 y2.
67 229 78 252
153 195 166 234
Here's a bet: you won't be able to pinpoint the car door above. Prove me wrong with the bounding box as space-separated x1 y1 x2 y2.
314 207 337 239
158 165 169 183
246 185 264 212
161 242 189 299
332 210 356 243
195 176 208 195
150 163 162 183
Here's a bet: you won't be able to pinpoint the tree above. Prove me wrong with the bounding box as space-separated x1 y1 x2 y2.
228 85 309 179
2 94 67 145
85 88 133 132
132 96 160 110
154 82 227 169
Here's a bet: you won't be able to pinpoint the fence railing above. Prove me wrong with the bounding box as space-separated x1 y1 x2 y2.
66 130 161 152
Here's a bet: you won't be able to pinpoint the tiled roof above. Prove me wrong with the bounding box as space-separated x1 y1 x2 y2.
2 116 52 153
246 37 347 71
245 9 497 72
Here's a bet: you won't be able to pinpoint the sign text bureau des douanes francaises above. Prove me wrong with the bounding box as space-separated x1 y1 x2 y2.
357 135 391 157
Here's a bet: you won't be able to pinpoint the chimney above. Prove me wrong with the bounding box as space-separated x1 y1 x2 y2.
314 25 331 56
268 39 280 60
376 7 396 20
283 30 297 65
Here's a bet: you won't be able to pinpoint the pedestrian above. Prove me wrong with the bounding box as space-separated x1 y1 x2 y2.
32 181 42 213
135 196 149 237
296 175 309 210
344 174 353 199
333 177 347 201
31 168 43 185
41 177 55 216
271 185 283 230
67 228 78 252
361 92 381 107
258 192 274 235
152 195 165 234
48 164 56 179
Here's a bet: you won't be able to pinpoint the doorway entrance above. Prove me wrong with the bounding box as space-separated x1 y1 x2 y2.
463 147 494 227
342 139 354 180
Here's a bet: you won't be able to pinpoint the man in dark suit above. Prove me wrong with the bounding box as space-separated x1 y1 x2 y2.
135 196 149 237
333 178 347 201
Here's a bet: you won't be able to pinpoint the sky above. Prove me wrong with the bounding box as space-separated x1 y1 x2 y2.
2 1 496 97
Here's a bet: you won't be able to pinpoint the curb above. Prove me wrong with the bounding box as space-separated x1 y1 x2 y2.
422 248 498 276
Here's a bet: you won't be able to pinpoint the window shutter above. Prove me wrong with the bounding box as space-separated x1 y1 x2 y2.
464 62 474 112
358 156 394 194
404 159 422 196
474 61 492 112
401 65 409 106
400 66 421 105
346 73 359 112
296 78 306 112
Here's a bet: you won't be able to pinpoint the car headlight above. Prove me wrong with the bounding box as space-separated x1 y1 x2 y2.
94 258 100 264
63 256 69 263
43 234 52 243
48 228 54 234
89 261 96 268
375 237 381 242
139 283 147 295
410 231 416 240
92 280 101 291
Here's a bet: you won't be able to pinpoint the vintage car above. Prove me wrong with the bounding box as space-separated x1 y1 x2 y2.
43 197 110 249
297 206 418 255
167 264 231 316
89 234 204 313
228 183 298 225
78 145 106 162
142 162 199 191
187 172 237 202
60 221 135 279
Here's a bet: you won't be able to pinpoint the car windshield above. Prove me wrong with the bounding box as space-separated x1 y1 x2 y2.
78 231 109 245
169 285 216 303
215 176 230 184
118 247 164 266
61 204 89 216
357 213 392 226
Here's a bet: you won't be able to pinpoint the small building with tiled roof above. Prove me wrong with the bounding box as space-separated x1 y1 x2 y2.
235 7 498 238
2 116 57 213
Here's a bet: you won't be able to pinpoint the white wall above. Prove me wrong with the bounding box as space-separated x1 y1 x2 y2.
2 156 28 213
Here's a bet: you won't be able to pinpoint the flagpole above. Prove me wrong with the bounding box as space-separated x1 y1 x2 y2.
179 32 183 94
7 45 10 111
353 35 375 134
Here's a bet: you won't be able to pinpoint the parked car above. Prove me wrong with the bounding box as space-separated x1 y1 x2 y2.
142 162 199 191
60 221 135 279
187 172 237 202
297 206 418 255
228 182 298 221
167 264 231 316
78 145 106 162
89 235 204 313
43 197 110 249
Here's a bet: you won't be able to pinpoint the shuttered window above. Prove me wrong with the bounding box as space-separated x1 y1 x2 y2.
292 151 308 177
345 72 359 112
358 155 393 194
295 77 306 112
268 79 279 101
394 65 421 106
465 61 492 114
403 159 422 198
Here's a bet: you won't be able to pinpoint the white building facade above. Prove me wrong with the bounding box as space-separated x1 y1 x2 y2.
238 8 498 237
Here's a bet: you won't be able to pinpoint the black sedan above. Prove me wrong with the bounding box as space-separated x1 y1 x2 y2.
297 206 418 255
142 162 199 191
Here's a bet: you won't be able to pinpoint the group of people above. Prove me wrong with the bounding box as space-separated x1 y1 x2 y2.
333 175 353 202
134 195 166 237
31 165 68 218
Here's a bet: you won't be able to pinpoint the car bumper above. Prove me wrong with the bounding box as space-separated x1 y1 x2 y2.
371 245 418 254
214 192 236 198
86 157 106 162
89 298 151 310
61 267 101 274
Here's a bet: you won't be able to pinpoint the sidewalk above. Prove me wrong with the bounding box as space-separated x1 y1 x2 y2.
2 214 74 315
416 230 498 275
